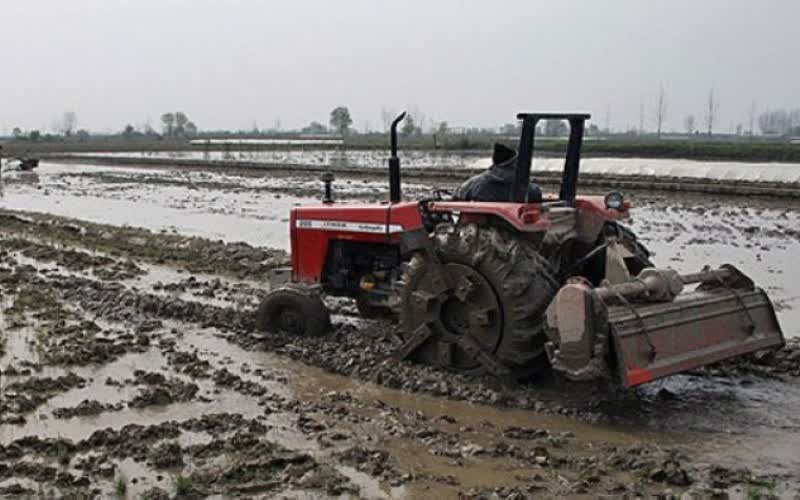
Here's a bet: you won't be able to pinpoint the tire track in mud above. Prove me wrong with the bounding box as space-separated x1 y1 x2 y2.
0 260 394 497
3 174 800 496
2 228 800 497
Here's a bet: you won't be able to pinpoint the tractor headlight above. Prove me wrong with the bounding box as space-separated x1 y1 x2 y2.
604 191 625 210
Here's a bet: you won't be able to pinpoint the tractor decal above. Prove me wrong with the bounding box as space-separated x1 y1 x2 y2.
296 219 404 234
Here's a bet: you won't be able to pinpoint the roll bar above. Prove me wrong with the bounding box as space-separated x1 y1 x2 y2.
512 113 590 204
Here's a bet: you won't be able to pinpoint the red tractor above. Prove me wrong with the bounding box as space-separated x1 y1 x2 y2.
257 112 784 387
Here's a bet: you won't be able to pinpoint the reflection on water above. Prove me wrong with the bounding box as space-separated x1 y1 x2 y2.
2 160 799 334
476 156 800 183
69 150 800 183
71 149 481 170
0 163 307 250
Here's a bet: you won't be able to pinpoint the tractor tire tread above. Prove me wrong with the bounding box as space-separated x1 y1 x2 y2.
255 285 331 337
400 222 559 379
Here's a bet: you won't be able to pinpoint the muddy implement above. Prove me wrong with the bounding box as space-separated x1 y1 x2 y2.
546 265 784 387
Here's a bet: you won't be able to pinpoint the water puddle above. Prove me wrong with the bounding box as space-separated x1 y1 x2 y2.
68 149 480 170
1 163 309 250
628 200 800 334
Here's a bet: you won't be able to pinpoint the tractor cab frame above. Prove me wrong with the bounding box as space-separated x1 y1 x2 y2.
513 112 590 204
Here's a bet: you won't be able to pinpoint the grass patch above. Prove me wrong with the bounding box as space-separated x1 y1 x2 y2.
54 440 71 466
174 474 193 496
747 478 777 499
115 475 127 497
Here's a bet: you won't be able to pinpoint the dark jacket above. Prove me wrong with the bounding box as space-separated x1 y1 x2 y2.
454 144 542 202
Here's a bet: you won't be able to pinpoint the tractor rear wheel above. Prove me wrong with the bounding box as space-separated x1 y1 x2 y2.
255 284 330 337
397 222 559 379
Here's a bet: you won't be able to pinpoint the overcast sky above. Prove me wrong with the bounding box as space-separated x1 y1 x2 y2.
2 0 798 134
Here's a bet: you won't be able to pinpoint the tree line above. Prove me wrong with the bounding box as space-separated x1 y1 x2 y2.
11 111 90 142
8 103 800 143
8 111 200 142
644 84 798 138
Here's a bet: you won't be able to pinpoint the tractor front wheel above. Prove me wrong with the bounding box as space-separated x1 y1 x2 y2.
255 284 330 337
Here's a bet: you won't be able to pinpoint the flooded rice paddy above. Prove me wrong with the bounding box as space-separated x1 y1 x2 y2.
66 149 800 183
4 161 800 330
0 158 799 498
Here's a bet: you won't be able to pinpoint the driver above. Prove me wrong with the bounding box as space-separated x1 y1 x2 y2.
454 143 542 202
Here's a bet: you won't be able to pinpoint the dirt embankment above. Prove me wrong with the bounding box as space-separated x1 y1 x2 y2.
1 211 799 498
0 210 288 278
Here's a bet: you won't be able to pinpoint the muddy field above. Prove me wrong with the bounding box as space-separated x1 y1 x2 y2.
1 161 800 498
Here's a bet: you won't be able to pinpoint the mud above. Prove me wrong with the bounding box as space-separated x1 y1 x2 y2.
1 160 799 498
0 209 288 277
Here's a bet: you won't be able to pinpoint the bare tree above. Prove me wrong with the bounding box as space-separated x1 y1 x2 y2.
175 112 189 135
416 110 429 134
499 123 520 136
639 100 645 135
161 113 175 137
654 83 667 139
757 108 800 135
433 121 448 148
543 119 568 137
406 106 426 134
62 111 77 137
748 101 756 136
704 88 719 136
380 108 396 132
684 115 695 135
401 113 418 136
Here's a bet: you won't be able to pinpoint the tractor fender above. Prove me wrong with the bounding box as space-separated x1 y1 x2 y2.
426 201 550 232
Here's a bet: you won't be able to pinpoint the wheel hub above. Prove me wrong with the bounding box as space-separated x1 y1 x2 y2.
405 262 503 372
277 308 304 334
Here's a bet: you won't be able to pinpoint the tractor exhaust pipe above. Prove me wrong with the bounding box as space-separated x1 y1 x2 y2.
389 112 406 203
